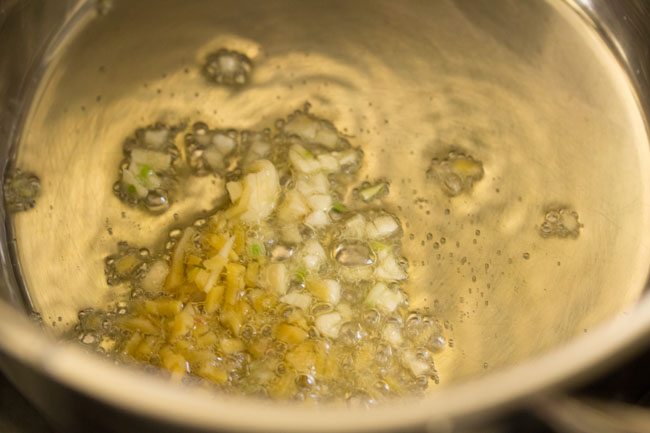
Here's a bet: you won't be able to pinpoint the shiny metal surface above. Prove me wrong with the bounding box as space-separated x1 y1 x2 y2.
11 0 650 384
1 0 650 432
536 395 650 433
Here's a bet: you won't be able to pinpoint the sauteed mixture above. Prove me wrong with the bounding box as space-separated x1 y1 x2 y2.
8 0 650 419
73 103 466 403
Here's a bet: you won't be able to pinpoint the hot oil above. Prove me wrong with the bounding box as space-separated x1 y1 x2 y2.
7 0 650 390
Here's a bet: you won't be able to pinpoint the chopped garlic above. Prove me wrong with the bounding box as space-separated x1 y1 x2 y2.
280 292 312 311
203 235 234 292
203 146 226 170
305 210 329 227
289 145 320 174
226 181 243 202
338 265 374 282
141 260 169 293
333 148 361 167
313 173 330 193
283 112 342 149
303 255 320 270
130 148 172 171
296 173 329 196
276 323 308 346
212 133 237 154
402 350 430 377
165 228 196 290
81 109 443 402
220 338 245 354
365 282 404 313
306 194 332 212
243 133 271 166
374 250 407 281
277 190 309 223
113 253 140 277
307 279 341 305
323 281 341 305
301 240 326 270
260 263 289 294
121 168 150 198
366 215 400 240
336 303 353 322
284 113 319 140
143 129 169 149
315 312 343 338
280 225 302 244
343 214 367 239
225 159 279 223
317 154 339 172
382 322 403 347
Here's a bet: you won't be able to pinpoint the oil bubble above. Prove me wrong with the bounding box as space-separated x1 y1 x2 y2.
334 241 375 266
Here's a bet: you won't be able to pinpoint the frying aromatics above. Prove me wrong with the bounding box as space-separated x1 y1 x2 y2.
202 49 253 87
427 151 484 197
539 208 582 239
114 124 182 213
77 107 446 404
3 169 41 212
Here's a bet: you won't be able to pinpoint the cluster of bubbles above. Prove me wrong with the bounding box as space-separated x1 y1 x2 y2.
86 226 446 404
539 208 582 239
425 150 584 243
116 102 368 215
3 169 41 212
202 49 253 87
184 123 276 177
278 106 364 199
296 307 445 404
113 123 183 213
185 124 240 175
75 306 123 352
427 151 484 197
104 241 152 286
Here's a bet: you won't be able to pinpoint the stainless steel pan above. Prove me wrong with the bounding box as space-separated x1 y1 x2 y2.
1 1 650 431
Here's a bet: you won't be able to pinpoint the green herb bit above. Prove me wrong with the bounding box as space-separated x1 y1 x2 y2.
370 240 390 252
248 241 265 258
331 202 349 214
294 267 307 283
137 164 155 182
301 148 315 159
